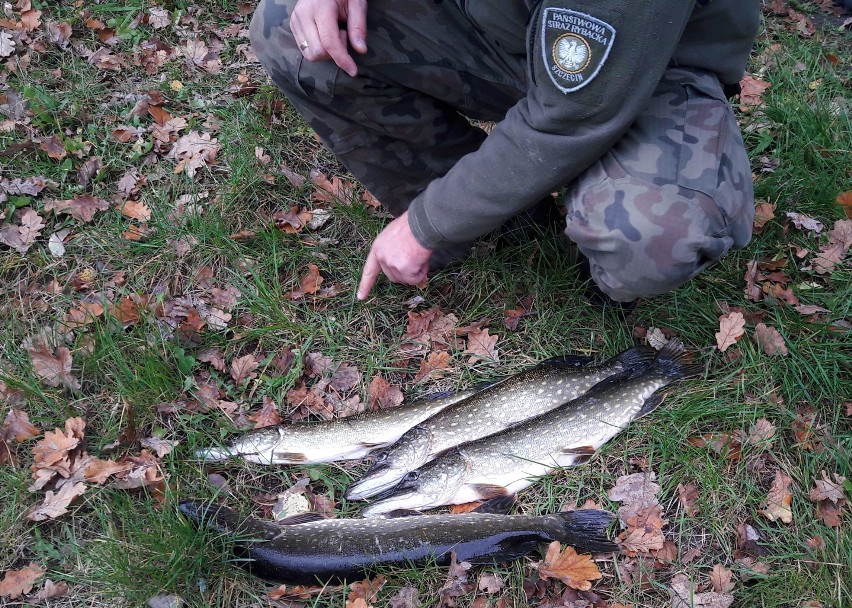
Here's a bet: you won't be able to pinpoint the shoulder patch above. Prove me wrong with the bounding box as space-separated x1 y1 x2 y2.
540 8 616 94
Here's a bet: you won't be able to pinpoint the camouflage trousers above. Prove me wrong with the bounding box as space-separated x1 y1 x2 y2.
250 0 754 301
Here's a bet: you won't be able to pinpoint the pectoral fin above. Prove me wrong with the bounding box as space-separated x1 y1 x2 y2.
561 445 596 455
277 513 327 526
272 451 308 463
470 484 510 499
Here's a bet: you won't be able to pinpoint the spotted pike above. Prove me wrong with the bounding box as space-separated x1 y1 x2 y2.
361 340 701 516
345 346 657 500
196 390 476 465
179 497 616 584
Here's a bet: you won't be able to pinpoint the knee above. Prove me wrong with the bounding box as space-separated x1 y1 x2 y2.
565 179 742 301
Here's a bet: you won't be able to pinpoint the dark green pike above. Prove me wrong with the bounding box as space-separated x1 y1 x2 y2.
179 497 616 585
345 346 656 500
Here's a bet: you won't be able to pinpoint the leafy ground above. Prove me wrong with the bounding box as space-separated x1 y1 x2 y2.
1 1 850 607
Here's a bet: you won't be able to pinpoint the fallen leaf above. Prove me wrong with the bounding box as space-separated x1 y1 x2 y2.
329 363 361 393
413 350 452 383
0 563 44 599
753 323 788 357
760 470 793 524
249 397 283 429
367 376 404 410
46 194 110 223
169 131 219 177
387 585 420 608
710 565 735 593
0 208 45 253
230 354 259 385
26 340 80 391
646 327 669 350
836 191 852 219
715 312 745 352
806 536 825 552
477 573 503 594
537 541 602 591
287 264 324 299
752 201 776 233
39 135 67 160
148 7 171 29
670 573 733 608
0 30 15 57
747 418 776 447
2 408 40 442
809 219 852 275
743 260 762 301
34 579 69 600
794 304 830 316
346 575 386 605
464 327 499 364
815 498 844 528
140 437 179 458
607 471 661 523
621 527 665 554
808 471 846 504
438 553 473 606
119 200 153 222
26 481 87 521
677 482 700 516
785 212 824 233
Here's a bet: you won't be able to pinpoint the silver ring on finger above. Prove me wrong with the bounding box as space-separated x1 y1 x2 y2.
298 40 309 52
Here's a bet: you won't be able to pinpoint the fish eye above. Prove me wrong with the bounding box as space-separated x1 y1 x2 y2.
404 471 419 482
374 452 388 463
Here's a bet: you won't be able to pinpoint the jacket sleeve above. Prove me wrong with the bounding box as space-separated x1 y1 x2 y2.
407 0 696 250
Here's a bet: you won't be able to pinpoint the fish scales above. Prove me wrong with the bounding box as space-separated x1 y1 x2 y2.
361 341 702 515
179 499 616 584
196 390 475 465
345 346 656 500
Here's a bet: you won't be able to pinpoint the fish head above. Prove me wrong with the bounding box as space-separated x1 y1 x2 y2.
359 449 469 517
344 426 434 501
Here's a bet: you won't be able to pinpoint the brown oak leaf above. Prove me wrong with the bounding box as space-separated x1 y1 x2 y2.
808 471 846 504
170 131 219 177
752 201 775 232
45 194 110 223
810 219 852 275
119 200 152 222
39 135 67 159
0 563 44 599
230 354 259 385
715 312 745 352
760 470 793 524
537 541 602 591
747 418 776 448
677 482 700 516
0 208 45 254
753 323 788 357
607 471 661 523
367 376 404 410
464 327 499 364
739 75 771 112
249 397 283 429
287 264 324 299
710 564 736 593
26 342 80 391
26 481 87 521
670 573 733 608
2 408 40 442
413 350 452 383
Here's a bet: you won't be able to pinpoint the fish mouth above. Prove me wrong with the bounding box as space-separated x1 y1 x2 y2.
345 464 407 501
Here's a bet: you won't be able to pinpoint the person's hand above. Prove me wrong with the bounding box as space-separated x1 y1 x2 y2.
289 0 368 77
357 212 433 300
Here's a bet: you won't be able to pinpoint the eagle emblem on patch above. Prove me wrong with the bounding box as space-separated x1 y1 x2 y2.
541 8 616 93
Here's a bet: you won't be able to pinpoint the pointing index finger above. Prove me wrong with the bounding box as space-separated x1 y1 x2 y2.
357 249 381 300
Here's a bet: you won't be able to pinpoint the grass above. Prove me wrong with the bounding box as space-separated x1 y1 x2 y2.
1 1 850 607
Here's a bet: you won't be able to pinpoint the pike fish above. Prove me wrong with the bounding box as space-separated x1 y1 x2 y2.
179 497 616 584
345 346 657 500
196 390 476 465
361 340 701 516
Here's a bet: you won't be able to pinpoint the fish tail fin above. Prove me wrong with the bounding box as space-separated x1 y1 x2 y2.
556 509 619 553
612 345 657 371
652 339 704 379
195 446 235 462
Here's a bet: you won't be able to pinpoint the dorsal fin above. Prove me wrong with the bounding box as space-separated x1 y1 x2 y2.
383 509 426 518
538 354 594 369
